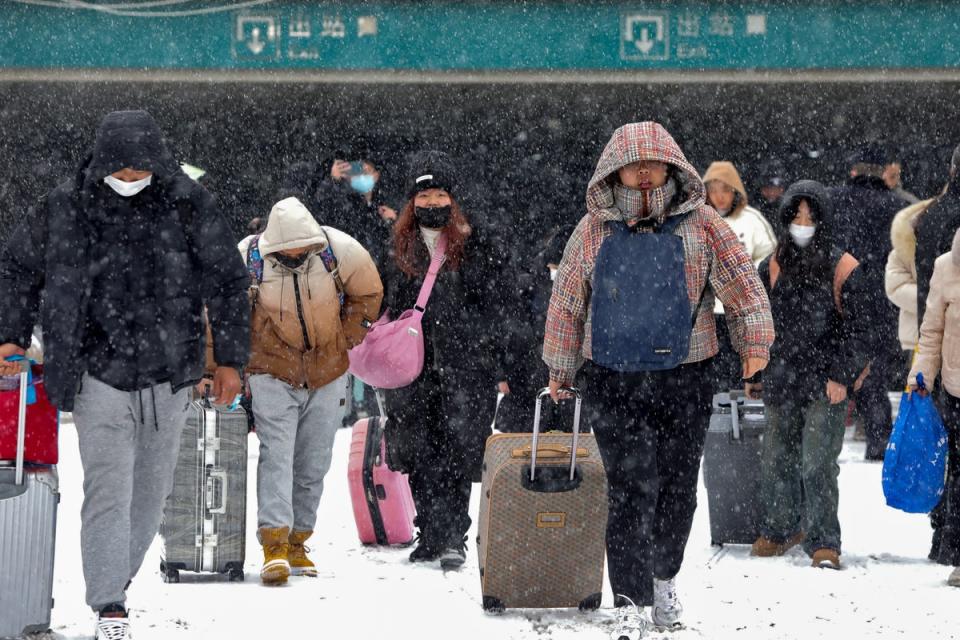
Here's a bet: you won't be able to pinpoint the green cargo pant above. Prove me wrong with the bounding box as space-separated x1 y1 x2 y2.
759 398 846 555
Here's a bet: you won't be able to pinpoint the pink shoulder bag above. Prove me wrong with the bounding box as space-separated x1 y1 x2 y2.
348 234 447 389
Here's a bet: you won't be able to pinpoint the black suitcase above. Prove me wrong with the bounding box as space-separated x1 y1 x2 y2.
702 391 767 546
159 397 248 582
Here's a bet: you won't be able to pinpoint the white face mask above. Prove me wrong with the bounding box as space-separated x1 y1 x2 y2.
104 174 152 197
549 267 558 281
789 223 816 248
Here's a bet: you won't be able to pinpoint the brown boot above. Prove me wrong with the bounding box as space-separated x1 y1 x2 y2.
811 548 841 570
259 526 291 585
750 531 805 557
288 530 318 577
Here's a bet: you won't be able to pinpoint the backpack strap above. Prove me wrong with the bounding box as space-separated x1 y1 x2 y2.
245 234 264 308
833 252 859 314
317 228 346 306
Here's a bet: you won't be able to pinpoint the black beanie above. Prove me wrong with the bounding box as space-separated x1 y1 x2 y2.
406 150 457 199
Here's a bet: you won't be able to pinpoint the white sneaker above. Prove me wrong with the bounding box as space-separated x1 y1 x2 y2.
948 566 960 587
611 596 651 640
652 577 684 629
95 616 132 640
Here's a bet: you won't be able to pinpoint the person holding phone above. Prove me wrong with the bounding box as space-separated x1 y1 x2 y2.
0 110 249 640
319 151 396 266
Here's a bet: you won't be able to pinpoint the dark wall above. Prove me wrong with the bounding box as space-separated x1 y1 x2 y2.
1 80 956 254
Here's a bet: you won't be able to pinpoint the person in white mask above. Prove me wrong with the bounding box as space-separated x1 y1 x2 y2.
0 110 249 640
748 179 874 571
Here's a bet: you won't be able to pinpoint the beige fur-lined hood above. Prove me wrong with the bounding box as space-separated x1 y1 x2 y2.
890 198 935 265
954 226 960 267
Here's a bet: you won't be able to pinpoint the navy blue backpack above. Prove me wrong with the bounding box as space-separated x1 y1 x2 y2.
591 215 701 371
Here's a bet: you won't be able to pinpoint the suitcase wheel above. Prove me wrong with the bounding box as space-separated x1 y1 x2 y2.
482 596 505 614
162 569 180 583
578 593 602 612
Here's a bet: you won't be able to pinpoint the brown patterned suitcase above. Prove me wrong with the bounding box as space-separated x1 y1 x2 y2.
477 387 607 612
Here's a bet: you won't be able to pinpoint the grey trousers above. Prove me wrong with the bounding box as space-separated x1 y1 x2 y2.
250 373 346 532
72 374 190 610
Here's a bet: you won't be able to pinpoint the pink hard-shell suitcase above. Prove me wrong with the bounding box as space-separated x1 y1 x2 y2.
347 396 416 545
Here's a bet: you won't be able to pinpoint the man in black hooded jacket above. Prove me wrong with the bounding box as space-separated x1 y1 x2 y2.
830 145 906 460
0 110 249 639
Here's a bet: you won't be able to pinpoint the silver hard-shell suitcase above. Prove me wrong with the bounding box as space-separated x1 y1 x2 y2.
0 360 59 639
159 396 247 582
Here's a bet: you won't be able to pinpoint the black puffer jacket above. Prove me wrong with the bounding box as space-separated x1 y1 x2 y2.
381 225 505 376
758 180 874 406
916 176 960 325
0 111 249 410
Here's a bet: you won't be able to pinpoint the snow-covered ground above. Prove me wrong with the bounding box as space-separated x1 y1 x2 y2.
43 415 956 640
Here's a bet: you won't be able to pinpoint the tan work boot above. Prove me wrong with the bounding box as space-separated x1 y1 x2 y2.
750 531 805 557
259 526 291 585
811 548 841 570
288 530 318 577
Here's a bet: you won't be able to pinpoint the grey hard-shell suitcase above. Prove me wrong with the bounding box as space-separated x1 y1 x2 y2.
0 360 59 639
702 391 767 546
478 388 607 613
159 397 247 582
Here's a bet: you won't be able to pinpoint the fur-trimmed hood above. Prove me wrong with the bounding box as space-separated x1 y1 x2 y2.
890 198 936 266
954 226 960 268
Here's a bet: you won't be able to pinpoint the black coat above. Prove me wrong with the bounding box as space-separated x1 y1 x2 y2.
829 175 905 354
758 250 874 406
916 179 960 325
0 115 249 411
382 226 506 377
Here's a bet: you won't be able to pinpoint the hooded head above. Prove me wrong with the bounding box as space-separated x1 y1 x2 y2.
258 197 326 258
586 122 705 224
702 161 748 217
774 179 835 281
87 110 179 182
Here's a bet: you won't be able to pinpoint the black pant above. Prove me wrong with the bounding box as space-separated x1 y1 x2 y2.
386 367 492 545
931 392 960 566
853 350 896 459
580 358 713 606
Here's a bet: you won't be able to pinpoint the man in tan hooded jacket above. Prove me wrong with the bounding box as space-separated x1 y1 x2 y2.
211 196 383 585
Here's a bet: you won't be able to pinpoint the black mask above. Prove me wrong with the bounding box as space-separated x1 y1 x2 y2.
414 205 451 229
275 252 309 269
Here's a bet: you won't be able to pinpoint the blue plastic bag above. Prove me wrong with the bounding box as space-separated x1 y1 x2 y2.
882 373 949 513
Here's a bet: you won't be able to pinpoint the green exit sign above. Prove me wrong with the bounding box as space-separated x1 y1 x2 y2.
1 2 957 73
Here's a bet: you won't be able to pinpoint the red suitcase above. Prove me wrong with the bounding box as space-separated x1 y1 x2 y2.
0 363 58 465
347 393 416 545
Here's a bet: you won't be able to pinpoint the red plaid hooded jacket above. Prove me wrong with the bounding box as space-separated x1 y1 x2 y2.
542 122 775 385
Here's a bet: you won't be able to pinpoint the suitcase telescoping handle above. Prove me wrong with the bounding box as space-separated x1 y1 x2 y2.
717 392 744 441
532 387 582 482
13 357 30 486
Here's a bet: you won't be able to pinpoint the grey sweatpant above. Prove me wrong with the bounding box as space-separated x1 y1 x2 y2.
72 374 190 610
250 373 346 532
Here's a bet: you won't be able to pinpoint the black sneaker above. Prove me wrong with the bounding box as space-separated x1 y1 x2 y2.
439 536 468 570
408 534 442 563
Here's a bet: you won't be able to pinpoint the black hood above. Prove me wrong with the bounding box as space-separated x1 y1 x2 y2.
86 110 179 182
778 179 833 233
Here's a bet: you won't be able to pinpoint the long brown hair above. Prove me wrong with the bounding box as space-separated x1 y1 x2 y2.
393 198 470 276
